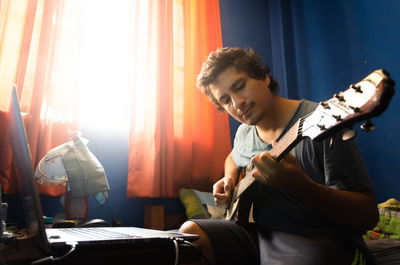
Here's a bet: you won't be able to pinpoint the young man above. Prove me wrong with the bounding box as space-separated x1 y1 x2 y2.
179 47 379 265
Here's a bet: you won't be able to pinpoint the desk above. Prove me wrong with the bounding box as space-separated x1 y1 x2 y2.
1 235 201 265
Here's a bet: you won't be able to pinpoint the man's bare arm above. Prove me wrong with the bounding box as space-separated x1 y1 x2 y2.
213 153 239 206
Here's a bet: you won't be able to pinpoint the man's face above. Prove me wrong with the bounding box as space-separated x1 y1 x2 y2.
209 66 274 125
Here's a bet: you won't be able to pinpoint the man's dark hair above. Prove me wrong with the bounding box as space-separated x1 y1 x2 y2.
196 47 279 111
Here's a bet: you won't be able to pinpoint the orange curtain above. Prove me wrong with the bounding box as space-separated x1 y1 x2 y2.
0 0 76 195
127 0 231 198
0 0 231 198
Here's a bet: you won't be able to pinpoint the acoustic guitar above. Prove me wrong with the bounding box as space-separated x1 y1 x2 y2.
225 69 395 224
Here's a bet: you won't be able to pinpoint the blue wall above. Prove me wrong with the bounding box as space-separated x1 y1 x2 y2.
7 0 400 228
288 0 400 203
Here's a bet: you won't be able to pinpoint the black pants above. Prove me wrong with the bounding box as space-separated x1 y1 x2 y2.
192 219 373 265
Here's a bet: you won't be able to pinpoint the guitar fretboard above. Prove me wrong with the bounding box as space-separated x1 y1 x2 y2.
232 119 304 202
270 119 304 160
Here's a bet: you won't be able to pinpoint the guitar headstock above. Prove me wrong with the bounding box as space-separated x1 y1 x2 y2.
301 69 395 140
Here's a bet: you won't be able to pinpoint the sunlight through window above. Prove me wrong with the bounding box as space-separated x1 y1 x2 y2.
173 0 184 138
35 0 186 135
39 0 141 132
67 0 134 131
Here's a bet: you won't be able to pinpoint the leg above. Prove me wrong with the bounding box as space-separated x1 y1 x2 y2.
258 230 359 265
180 219 259 265
179 220 215 265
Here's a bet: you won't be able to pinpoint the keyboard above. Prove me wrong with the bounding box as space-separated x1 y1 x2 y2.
59 228 140 239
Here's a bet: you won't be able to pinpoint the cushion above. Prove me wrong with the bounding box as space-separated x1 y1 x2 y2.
179 188 210 219
179 188 225 220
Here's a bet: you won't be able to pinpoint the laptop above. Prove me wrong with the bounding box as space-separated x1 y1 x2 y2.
8 85 198 254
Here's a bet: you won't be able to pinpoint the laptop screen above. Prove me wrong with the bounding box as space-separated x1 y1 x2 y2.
8 85 50 251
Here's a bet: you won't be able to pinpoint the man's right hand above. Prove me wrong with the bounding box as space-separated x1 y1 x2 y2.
212 177 234 206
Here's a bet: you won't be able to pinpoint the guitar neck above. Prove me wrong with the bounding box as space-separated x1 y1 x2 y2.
233 119 304 199
270 118 304 161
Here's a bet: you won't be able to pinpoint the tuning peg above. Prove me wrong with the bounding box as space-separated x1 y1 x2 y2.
351 84 363 93
332 114 342 121
349 106 361 113
334 93 345 102
321 102 331 109
360 120 375 132
342 129 357 141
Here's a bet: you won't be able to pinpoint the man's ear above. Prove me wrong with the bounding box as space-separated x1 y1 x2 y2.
264 75 271 89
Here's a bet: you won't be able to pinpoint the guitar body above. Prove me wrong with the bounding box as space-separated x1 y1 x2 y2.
226 181 261 224
224 69 395 224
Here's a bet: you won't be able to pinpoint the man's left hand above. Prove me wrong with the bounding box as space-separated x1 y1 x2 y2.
250 152 312 194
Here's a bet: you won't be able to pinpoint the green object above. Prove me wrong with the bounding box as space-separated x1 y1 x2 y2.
43 216 54 224
363 206 400 240
378 215 400 235
179 189 210 219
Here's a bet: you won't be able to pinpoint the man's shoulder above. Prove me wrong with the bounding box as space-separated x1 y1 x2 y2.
288 99 319 122
233 123 258 148
299 99 319 114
